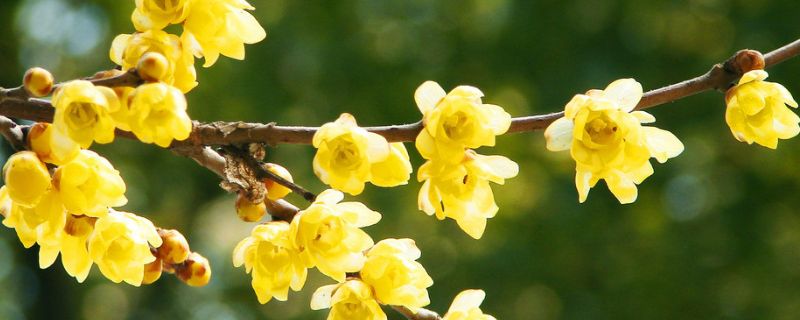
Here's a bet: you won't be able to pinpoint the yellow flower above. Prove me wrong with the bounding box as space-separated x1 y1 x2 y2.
544 79 683 204
313 113 411 195
442 290 496 320
132 0 191 31
39 214 95 282
88 210 162 286
127 83 192 147
418 150 518 239
414 81 511 163
28 123 80 166
53 150 127 217
51 80 117 149
1 187 66 251
3 151 52 207
310 280 387 320
361 239 433 311
182 0 266 67
289 189 380 282
233 221 308 304
110 30 197 92
725 69 800 149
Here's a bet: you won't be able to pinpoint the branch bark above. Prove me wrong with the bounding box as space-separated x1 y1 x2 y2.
0 40 798 147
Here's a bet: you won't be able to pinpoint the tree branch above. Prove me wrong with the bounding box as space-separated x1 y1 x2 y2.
0 116 26 151
392 305 442 320
1 39 798 148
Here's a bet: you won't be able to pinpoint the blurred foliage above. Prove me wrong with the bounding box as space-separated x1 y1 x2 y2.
2 0 800 319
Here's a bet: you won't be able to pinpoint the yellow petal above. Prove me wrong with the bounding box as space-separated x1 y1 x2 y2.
604 78 643 112
630 110 656 124
544 117 574 151
738 69 768 85
642 127 684 163
415 81 447 115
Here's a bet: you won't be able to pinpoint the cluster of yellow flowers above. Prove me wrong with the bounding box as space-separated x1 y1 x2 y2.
414 81 519 239
310 81 518 240
0 145 208 286
545 79 684 203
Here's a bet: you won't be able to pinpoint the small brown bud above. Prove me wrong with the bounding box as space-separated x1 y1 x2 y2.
236 193 267 222
176 252 211 287
136 52 169 82
156 229 191 265
731 49 765 74
142 258 163 285
23 67 54 97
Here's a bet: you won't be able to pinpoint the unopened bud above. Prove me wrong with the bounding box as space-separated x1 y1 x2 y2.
3 151 51 207
176 252 211 287
142 258 163 285
263 163 293 201
156 229 191 265
23 67 54 97
137 52 169 82
236 193 267 222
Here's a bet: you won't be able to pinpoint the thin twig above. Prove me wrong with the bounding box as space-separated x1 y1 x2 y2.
0 116 26 151
392 305 442 320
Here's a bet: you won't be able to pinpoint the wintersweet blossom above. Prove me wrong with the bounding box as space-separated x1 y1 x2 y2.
110 30 197 92
132 0 191 31
289 189 380 282
442 290 496 320
1 187 65 251
311 280 387 320
233 221 308 304
725 69 800 148
263 163 294 201
182 0 266 67
418 150 518 239
313 113 411 195
414 81 511 163
127 82 192 147
544 78 683 204
39 214 95 282
360 238 433 311
53 150 127 217
52 80 118 149
87 210 162 286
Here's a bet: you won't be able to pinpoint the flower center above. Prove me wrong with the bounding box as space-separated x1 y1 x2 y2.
152 0 177 11
332 140 361 170
585 117 618 145
66 102 99 129
443 111 472 140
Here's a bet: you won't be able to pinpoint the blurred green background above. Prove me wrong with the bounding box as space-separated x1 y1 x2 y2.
1 0 800 319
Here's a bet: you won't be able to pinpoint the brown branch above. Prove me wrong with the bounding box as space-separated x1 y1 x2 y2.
0 116 26 151
392 306 442 320
1 39 799 147
221 145 317 202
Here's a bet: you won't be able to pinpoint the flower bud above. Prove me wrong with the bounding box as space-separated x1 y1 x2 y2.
235 193 266 222
176 252 211 287
156 229 190 265
263 163 293 201
142 258 163 285
137 52 169 82
23 67 54 97
3 151 51 207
